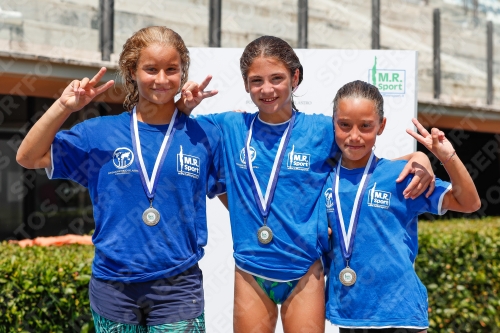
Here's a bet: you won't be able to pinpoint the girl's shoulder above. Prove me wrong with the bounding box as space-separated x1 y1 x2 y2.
374 158 413 187
194 110 256 123
218 110 257 122
297 112 333 130
375 157 406 173
70 111 129 132
377 157 406 168
182 113 222 141
299 112 332 123
294 112 334 139
194 111 258 133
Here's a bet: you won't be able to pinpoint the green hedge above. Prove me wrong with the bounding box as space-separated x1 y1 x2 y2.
416 218 500 332
0 244 94 333
0 218 499 332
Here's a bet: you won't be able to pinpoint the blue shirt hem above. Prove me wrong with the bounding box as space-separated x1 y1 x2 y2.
92 250 204 282
326 314 429 329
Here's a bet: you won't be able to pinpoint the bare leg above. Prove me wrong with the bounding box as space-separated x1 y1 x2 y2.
281 260 325 333
233 267 279 333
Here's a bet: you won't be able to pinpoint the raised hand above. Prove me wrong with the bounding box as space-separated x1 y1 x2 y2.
179 75 218 112
59 67 114 112
406 118 454 163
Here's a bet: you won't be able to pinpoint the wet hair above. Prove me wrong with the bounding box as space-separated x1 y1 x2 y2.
240 36 303 111
118 26 190 111
332 80 384 122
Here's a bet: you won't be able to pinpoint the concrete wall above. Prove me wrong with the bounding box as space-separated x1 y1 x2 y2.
0 0 100 61
0 0 499 105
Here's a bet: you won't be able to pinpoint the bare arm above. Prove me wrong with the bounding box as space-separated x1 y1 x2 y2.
16 99 73 169
16 68 114 169
407 118 480 213
440 153 481 213
217 193 229 211
393 151 435 199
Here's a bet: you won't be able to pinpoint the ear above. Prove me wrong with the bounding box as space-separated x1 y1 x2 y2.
292 68 299 89
377 117 387 135
243 76 249 93
130 68 136 81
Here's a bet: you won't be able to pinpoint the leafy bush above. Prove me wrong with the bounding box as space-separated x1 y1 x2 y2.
0 244 94 332
0 218 498 332
416 218 500 332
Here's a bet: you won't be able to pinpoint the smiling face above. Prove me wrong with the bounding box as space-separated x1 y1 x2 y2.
244 56 299 123
334 97 386 169
132 44 182 110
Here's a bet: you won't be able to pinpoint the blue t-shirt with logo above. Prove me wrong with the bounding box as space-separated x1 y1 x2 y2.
47 111 225 282
197 111 338 281
321 158 451 329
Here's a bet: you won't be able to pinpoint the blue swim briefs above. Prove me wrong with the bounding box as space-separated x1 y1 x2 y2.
254 276 299 304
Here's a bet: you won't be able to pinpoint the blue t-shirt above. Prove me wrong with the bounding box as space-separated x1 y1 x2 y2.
197 111 338 281
47 111 225 282
321 158 451 329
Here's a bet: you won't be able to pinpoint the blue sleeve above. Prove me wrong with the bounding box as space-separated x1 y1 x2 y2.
312 113 339 162
206 131 226 199
320 174 334 275
195 116 226 198
195 113 236 198
46 122 90 187
318 177 332 254
406 176 452 216
193 112 229 133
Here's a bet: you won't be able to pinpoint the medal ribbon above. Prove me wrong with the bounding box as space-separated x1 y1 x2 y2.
332 150 377 262
245 112 296 221
130 107 179 201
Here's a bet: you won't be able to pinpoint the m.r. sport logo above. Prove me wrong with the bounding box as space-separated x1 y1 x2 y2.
368 56 406 96
367 182 391 209
177 145 200 179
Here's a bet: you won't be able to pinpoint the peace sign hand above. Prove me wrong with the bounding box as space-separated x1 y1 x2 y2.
59 67 115 112
406 118 454 163
179 75 218 112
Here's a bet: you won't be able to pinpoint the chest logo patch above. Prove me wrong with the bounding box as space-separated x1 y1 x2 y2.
367 182 391 209
177 145 200 179
237 146 257 169
324 188 334 213
113 147 134 169
287 145 310 171
240 147 257 164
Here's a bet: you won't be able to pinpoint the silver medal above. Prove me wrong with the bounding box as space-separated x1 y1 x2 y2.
339 267 356 286
257 226 273 244
142 207 160 226
246 114 295 247
132 108 176 228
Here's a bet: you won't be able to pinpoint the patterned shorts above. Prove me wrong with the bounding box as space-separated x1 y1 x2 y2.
91 308 206 333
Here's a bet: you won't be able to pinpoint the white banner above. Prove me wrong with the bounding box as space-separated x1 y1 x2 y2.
190 48 418 333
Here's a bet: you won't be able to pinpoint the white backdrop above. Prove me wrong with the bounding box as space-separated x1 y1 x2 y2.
189 48 418 333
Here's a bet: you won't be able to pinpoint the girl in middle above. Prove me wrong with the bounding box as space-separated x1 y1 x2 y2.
178 35 435 333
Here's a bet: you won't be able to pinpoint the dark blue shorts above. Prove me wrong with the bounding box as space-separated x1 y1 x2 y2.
89 264 204 326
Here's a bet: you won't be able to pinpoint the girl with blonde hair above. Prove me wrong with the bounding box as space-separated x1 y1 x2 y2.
17 26 223 332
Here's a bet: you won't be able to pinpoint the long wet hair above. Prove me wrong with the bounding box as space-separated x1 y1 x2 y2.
332 80 384 122
118 26 190 111
240 36 303 111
